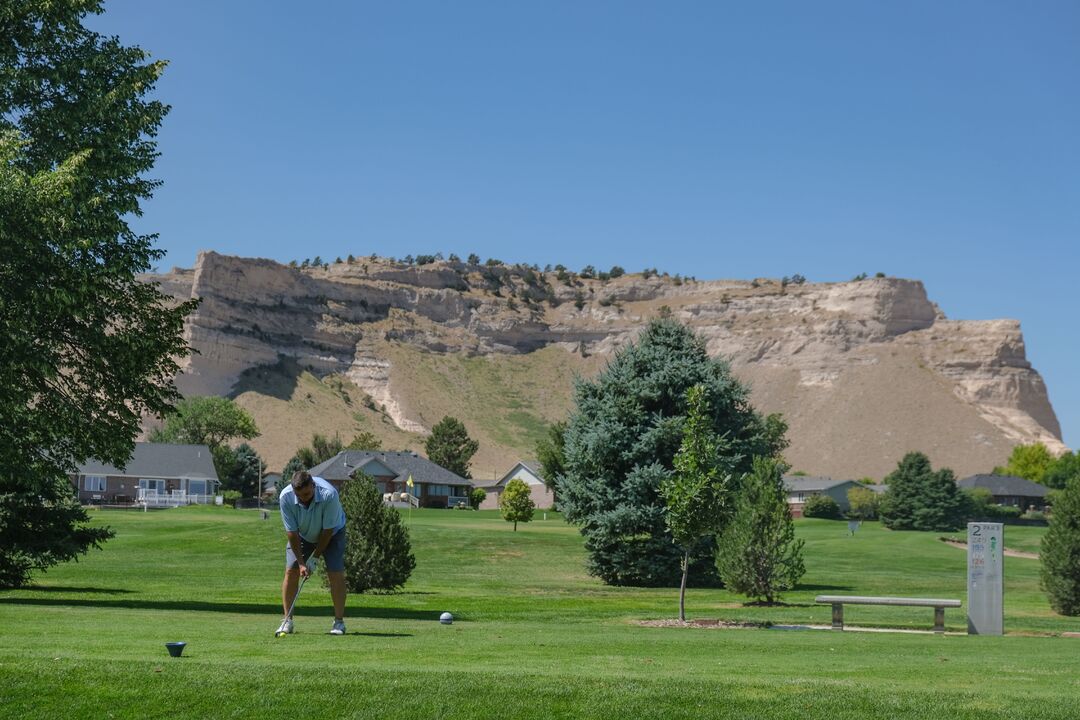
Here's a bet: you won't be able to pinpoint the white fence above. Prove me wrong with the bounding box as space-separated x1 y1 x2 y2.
137 489 216 507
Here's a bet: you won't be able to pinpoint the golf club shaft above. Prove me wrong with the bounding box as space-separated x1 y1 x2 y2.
285 567 309 619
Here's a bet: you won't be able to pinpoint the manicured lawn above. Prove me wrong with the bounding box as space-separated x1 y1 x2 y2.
1 507 1077 719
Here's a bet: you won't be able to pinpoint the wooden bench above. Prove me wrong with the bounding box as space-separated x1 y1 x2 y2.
815 595 962 633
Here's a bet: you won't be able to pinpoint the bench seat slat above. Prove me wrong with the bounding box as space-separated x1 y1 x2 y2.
815 595 961 608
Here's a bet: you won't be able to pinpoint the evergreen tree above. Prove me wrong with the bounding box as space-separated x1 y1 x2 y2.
339 473 415 593
1041 477 1080 615
535 421 567 494
716 457 805 604
1 2 198 586
223 443 263 497
661 385 743 620
559 319 788 586
499 478 535 531
879 452 969 531
347 431 382 451
424 416 478 479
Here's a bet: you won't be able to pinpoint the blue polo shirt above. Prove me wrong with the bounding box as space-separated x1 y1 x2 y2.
279 477 346 542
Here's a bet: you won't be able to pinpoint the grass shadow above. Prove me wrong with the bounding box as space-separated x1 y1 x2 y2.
23 585 135 595
350 632 414 638
0 597 454 621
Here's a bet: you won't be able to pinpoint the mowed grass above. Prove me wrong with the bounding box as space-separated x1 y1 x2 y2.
1 508 1078 719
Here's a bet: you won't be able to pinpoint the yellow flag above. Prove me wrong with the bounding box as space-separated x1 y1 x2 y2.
406 475 414 488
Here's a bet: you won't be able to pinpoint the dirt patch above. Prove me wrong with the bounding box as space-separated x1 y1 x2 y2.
636 619 764 630
940 538 1038 560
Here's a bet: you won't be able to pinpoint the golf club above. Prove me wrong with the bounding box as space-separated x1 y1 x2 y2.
275 558 313 637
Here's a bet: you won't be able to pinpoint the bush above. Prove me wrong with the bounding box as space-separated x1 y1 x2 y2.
339 473 415 593
846 486 880 520
222 490 242 507
802 494 842 519
469 488 487 510
1041 478 1080 615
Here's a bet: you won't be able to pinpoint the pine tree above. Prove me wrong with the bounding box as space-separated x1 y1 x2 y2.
339 473 415 593
559 319 788 587
880 452 969 531
716 457 805 604
499 478 535 531
424 416 478 479
1041 478 1080 615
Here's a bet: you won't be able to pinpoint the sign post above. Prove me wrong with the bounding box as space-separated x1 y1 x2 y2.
967 522 1004 635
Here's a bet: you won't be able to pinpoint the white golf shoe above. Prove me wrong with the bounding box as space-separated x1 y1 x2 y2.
276 617 294 635
330 619 346 635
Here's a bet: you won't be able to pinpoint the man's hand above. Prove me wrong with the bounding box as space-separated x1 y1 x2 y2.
300 555 317 578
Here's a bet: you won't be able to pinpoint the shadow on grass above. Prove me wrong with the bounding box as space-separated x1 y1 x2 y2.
24 585 135 594
0 597 453 621
794 583 855 592
350 632 413 638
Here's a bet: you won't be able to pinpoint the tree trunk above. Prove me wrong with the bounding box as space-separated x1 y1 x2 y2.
514 520 517 531
679 551 689 622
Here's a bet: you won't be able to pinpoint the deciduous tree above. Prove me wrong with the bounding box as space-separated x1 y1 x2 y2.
0 1 196 587
499 478 535 531
661 385 742 620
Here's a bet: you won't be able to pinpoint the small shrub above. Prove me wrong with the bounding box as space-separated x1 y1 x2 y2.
340 473 415 593
802 494 842 519
222 490 242 507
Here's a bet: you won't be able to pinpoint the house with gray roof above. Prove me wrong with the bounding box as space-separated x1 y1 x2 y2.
70 442 219 505
783 476 863 517
307 451 473 508
958 474 1050 512
477 460 554 510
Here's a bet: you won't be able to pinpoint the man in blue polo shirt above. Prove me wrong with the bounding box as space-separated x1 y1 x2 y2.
277 471 347 635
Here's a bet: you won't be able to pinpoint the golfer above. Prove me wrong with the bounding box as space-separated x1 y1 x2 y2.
277 471 347 636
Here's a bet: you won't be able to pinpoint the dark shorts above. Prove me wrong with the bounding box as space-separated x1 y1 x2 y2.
285 528 346 572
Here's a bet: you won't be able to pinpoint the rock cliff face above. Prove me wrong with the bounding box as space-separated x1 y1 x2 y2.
146 252 1065 476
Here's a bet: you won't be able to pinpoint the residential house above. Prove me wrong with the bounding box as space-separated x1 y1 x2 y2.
71 442 219 505
478 461 554 510
307 451 473 508
783 476 863 517
957 474 1051 512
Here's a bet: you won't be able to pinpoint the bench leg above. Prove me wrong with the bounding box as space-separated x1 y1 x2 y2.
933 607 945 634
832 603 844 631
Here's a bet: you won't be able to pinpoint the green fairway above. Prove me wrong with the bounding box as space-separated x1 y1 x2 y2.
1 507 1078 719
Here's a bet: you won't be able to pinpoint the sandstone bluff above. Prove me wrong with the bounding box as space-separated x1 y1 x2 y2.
145 252 1065 479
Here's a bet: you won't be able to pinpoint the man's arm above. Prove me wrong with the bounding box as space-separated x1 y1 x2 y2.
286 531 306 571
311 528 334 559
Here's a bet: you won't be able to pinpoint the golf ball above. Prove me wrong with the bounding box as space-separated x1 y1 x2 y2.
439 612 453 625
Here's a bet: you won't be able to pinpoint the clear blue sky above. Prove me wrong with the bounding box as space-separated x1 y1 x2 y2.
91 1 1079 448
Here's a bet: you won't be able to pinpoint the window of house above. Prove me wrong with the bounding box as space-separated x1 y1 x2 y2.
189 480 208 496
139 478 165 493
84 475 106 492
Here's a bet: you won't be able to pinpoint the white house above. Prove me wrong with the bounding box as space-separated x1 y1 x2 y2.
479 461 554 510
